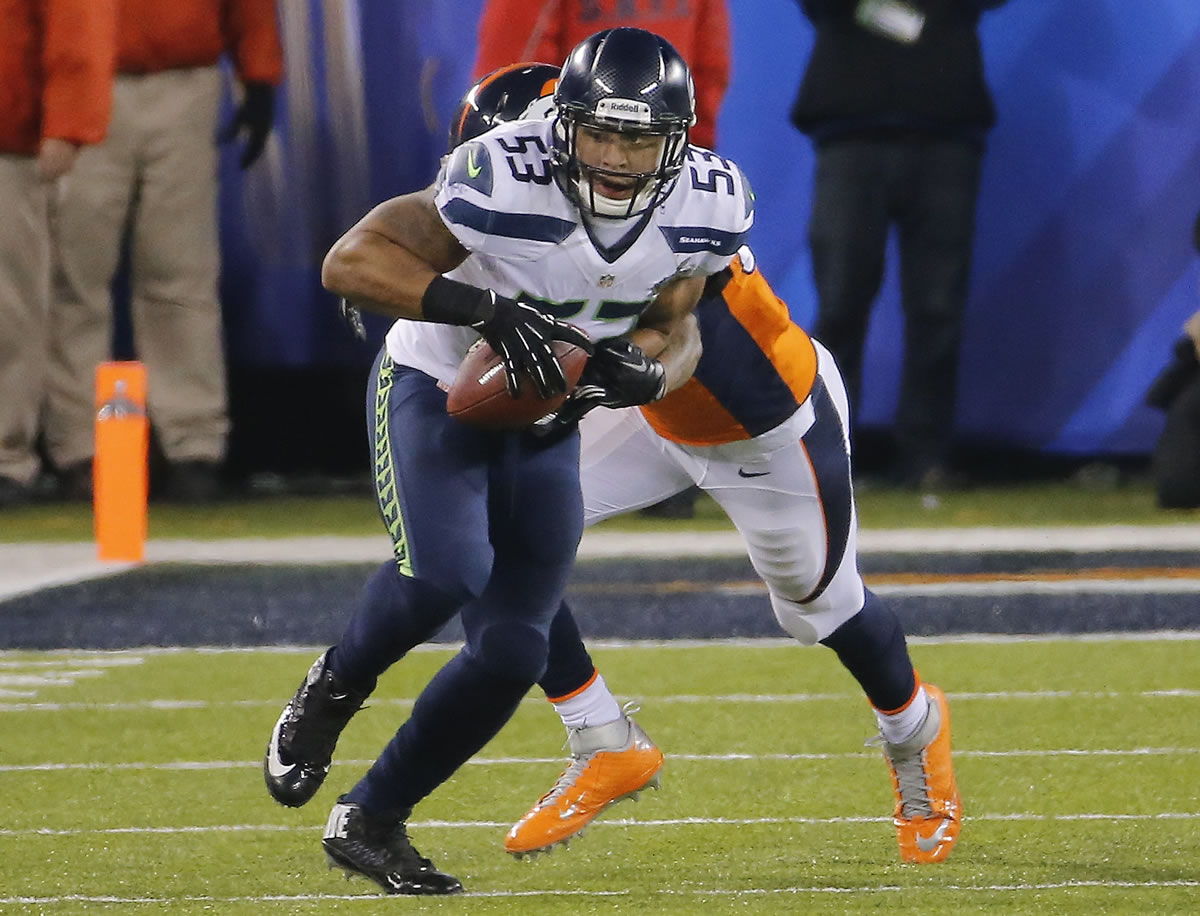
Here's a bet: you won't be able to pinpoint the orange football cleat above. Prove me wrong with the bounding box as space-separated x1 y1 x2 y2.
505 713 663 857
880 684 962 864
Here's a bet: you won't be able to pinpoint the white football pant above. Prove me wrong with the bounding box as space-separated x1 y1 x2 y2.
578 341 866 645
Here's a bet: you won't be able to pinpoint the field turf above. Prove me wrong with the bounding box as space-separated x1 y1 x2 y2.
1 479 1197 543
2 637 1197 913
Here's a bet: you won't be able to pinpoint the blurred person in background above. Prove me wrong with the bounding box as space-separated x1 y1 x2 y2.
0 0 116 509
1146 210 1200 509
42 0 282 503
473 0 729 151
473 0 731 518
791 0 1010 490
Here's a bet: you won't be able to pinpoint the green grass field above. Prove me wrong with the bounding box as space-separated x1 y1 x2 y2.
3 638 1197 913
1 478 1197 543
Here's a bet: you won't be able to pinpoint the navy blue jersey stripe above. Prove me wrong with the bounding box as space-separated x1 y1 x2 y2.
691 295 802 436
440 197 576 243
659 225 747 256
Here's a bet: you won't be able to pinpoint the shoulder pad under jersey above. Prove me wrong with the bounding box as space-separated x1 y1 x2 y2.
435 119 577 261
657 146 756 276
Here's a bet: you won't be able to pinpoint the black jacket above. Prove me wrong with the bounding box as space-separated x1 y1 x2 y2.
791 0 1008 140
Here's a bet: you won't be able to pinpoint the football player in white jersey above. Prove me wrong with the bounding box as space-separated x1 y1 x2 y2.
439 64 962 867
261 30 754 895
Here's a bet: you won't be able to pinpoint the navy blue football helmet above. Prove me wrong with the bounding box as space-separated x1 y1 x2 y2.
448 62 559 150
552 28 696 218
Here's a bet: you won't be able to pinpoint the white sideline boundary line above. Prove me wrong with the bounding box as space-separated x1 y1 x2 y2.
4 524 1200 601
0 630 1198 661
2 746 1196 773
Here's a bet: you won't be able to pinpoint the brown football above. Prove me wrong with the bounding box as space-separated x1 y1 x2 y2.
446 335 590 430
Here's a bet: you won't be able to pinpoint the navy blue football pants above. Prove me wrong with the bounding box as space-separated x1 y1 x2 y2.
335 352 584 815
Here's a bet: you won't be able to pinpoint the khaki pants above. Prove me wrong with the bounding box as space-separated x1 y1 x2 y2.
0 156 50 484
46 67 229 468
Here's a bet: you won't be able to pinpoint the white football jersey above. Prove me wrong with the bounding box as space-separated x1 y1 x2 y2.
384 117 756 385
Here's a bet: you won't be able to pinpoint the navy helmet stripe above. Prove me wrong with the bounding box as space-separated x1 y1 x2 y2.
441 198 576 243
659 225 747 256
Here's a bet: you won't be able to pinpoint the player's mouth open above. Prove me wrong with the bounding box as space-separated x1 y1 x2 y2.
596 176 635 198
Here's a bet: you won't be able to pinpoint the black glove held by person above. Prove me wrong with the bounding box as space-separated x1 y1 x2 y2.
542 337 666 429
221 81 275 169
576 337 666 406
471 291 593 399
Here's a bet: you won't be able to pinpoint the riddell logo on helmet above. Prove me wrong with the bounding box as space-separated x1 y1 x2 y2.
596 98 650 122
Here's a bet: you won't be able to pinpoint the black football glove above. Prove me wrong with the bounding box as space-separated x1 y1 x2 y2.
471 291 593 399
543 337 666 429
220 81 275 169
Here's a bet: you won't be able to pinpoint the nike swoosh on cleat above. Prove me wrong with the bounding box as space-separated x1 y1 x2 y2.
737 468 770 478
915 819 953 853
265 713 296 779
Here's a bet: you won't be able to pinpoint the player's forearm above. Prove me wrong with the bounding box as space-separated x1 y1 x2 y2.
323 188 470 321
322 229 438 321
630 275 704 393
633 314 701 395
662 315 703 394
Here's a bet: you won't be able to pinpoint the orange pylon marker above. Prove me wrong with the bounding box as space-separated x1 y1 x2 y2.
94 362 149 562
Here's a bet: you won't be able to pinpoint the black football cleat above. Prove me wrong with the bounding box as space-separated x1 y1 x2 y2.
264 650 369 807
323 797 464 895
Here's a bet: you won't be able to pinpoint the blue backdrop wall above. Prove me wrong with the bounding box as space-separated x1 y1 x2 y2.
217 0 1200 458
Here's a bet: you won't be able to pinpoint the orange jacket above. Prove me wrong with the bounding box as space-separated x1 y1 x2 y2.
473 0 730 150
117 0 282 83
0 0 116 156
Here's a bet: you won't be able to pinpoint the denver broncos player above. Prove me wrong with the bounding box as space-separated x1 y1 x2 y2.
448 64 963 867
261 31 753 895
519 247 962 868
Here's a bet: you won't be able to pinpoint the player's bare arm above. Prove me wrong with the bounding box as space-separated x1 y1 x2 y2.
630 274 705 394
650 313 702 395
325 182 590 398
321 186 468 321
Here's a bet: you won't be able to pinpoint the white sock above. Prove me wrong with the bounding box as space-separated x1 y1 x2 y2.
551 672 623 730
875 684 930 745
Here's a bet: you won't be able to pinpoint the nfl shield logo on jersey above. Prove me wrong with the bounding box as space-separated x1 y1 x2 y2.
598 274 615 288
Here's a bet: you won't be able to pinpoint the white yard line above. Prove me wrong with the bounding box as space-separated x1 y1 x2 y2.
2 747 1196 773
2 811 1198 835
2 877 1197 903
1 687 1198 712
